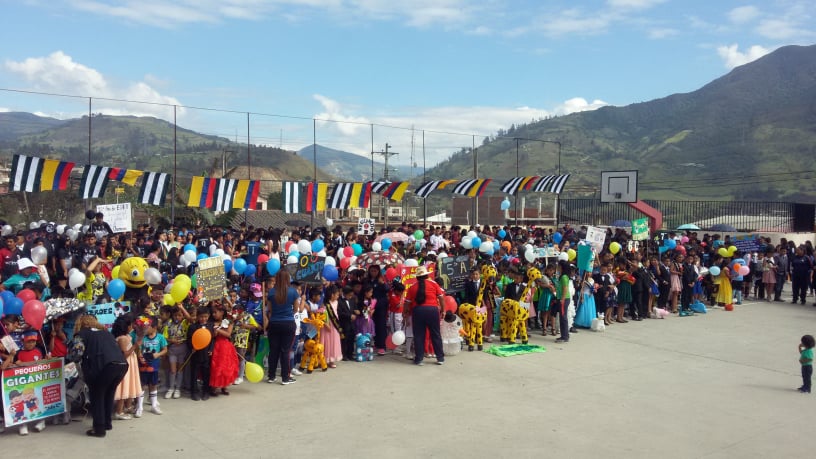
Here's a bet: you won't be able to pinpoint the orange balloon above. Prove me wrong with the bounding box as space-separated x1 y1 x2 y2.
192 328 212 350
733 263 741 271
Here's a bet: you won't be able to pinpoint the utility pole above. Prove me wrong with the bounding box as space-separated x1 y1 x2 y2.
373 143 398 229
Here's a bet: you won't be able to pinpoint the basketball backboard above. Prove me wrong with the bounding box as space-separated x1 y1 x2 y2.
601 170 638 203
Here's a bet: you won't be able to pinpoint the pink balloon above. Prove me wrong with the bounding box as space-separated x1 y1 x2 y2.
22 300 46 331
680 236 689 243
257 254 270 265
739 266 750 276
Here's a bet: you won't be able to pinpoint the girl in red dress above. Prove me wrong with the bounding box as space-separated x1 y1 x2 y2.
208 302 239 396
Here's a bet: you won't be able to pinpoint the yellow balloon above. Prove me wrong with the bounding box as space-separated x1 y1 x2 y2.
174 274 191 289
567 248 576 261
609 242 621 254
111 265 120 280
717 248 729 258
245 362 264 383
727 246 737 255
163 293 176 306
170 282 190 303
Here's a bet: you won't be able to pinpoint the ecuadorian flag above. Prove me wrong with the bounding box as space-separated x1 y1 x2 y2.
232 180 262 210
39 159 75 191
107 168 143 186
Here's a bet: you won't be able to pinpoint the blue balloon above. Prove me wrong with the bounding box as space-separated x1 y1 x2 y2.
552 232 563 244
493 240 500 251
665 239 677 249
0 298 4 317
311 239 324 253
107 278 126 300
498 230 506 239
197 253 208 261
288 251 300 260
184 244 197 254
266 258 281 276
6 297 23 316
471 237 481 248
415 242 421 251
381 238 392 251
233 258 247 275
500 198 511 211
322 265 339 282
485 246 495 256
224 259 233 274
0 290 15 308
244 264 256 277
709 266 721 276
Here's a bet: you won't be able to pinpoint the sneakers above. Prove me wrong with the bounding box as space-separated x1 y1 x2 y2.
114 412 132 420
436 361 444 366
555 338 569 343
281 378 296 385
134 407 143 418
191 392 201 401
267 377 276 384
173 389 181 399
150 405 163 415
19 425 29 436
414 361 424 366
233 377 243 385
377 349 386 356
33 420 45 432
164 389 174 399
291 368 303 376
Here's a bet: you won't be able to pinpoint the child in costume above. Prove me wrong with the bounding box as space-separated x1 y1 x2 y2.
208 303 239 396
163 305 190 398
113 314 141 420
321 285 344 368
231 302 259 384
354 285 376 336
135 315 167 417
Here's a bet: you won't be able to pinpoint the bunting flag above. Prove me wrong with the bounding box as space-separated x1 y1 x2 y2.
213 178 237 212
349 182 372 208
414 180 456 199
232 179 262 210
328 183 353 209
283 181 305 213
107 168 143 186
369 181 391 194
451 178 492 197
519 176 539 191
499 176 539 195
139 172 170 206
79 165 110 199
9 154 44 192
382 181 410 202
39 159 75 191
188 176 217 209
304 182 328 212
532 174 570 194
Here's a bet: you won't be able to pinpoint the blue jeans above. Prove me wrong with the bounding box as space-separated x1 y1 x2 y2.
412 306 444 363
803 365 812 392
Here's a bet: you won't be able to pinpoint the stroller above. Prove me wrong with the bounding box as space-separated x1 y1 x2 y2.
59 361 88 424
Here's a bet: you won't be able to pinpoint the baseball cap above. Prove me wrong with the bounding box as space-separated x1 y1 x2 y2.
17 258 36 271
23 330 38 341
250 283 262 298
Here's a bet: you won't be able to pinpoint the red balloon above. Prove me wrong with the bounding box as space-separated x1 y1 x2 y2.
443 295 458 313
257 254 270 265
343 246 354 258
675 245 687 255
385 334 397 350
17 289 37 304
285 241 295 253
339 257 352 270
22 300 46 331
385 267 397 282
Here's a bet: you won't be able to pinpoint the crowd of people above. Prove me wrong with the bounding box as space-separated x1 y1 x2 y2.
1 213 814 437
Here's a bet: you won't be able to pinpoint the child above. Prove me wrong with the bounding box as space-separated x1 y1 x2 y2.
135 315 167 416
337 285 356 361
354 285 376 336
321 285 344 368
113 315 141 420
163 305 190 399
13 331 46 435
798 334 814 393
387 283 405 337
48 318 68 358
244 284 264 363
231 302 259 385
208 303 239 396
538 264 558 334
187 306 214 401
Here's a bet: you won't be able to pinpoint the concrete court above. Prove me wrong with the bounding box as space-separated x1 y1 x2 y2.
3 295 814 459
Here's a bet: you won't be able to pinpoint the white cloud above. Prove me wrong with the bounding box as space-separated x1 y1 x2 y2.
4 51 182 120
606 0 665 10
755 18 813 40
716 44 771 69
313 94 370 136
728 6 760 24
648 27 678 39
554 98 609 115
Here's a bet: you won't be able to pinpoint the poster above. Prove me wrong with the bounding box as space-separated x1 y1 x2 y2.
732 234 761 253
63 301 130 339
96 203 132 233
196 256 227 302
358 218 376 236
534 246 560 259
631 217 649 241
584 225 606 254
285 254 326 285
436 255 475 293
3 358 66 427
399 264 436 290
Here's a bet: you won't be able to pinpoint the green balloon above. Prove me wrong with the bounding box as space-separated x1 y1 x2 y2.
414 230 424 240
191 274 197 289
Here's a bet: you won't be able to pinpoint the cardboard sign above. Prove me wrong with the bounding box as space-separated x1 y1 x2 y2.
399 264 436 290
3 358 66 427
358 218 376 235
436 255 475 293
732 234 761 253
285 254 326 285
96 203 132 233
632 217 649 241
584 225 606 254
196 256 227 302
534 246 560 259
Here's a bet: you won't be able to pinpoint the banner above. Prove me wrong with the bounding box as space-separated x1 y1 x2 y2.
358 218 375 235
63 301 130 340
399 264 436 290
436 255 475 293
534 246 560 259
3 358 66 427
96 203 132 233
285 254 326 285
732 234 761 253
196 256 227 302
631 217 649 241
584 225 606 254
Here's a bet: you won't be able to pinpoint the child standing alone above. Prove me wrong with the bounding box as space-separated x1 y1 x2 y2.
798 334 814 393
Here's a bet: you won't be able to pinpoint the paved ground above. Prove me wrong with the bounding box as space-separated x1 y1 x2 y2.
3 294 814 458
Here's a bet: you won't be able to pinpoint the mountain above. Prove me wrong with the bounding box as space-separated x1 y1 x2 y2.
429 44 816 202
0 112 66 141
297 144 424 182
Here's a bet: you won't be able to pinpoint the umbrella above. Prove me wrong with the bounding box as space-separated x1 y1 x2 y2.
709 224 736 232
676 223 701 230
285 219 310 228
44 297 86 321
374 231 411 243
355 251 405 270
610 219 631 227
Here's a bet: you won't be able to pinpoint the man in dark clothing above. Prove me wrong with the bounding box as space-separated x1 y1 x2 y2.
774 247 789 301
790 247 812 305
681 256 698 314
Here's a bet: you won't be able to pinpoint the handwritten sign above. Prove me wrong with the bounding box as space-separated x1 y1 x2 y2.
584 225 606 254
534 246 560 259
285 254 326 285
196 256 227 302
96 203 132 233
3 358 66 427
399 264 436 290
631 217 649 241
436 255 475 293
358 218 376 235
732 234 761 253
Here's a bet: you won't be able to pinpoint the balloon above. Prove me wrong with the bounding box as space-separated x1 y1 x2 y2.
184 243 196 254
144 267 162 285
164 283 173 294
385 334 397 350
732 263 741 272
197 253 208 261
319 250 327 257
525 249 536 263
326 218 334 227
69 271 86 290
500 198 511 210
224 259 233 274
404 258 418 267
443 295 458 313
558 252 569 261
311 239 324 253
728 246 737 256
381 238 392 250
266 258 281 276
0 298 3 317
244 264 256 277
107 279 126 300
498 229 506 239
216 248 226 258
665 239 676 249
739 266 750 276
675 245 687 255
22 300 45 330
163 293 176 306
285 241 295 254
681 236 689 243
322 265 339 282
209 244 218 256
414 230 424 240
233 258 247 275
552 232 563 244
84 210 96 220
609 242 621 254
718 248 729 258
709 266 721 276
1 224 12 236
467 231 478 239
30 246 48 265
245 362 264 383
191 328 212 351
343 246 354 258
478 241 491 253
191 274 198 289
567 249 576 261
339 257 352 270
438 252 448 258
461 236 473 249
16 289 37 304
73 223 82 231
352 243 363 256
371 242 382 252
6 297 23 316
66 229 78 241
182 250 196 264
1 290 15 308
385 267 397 282
324 256 336 267
257 254 269 265
29 222 38 230
391 330 406 346
471 237 482 248
287 255 299 264
170 283 189 304
297 240 312 255
174 274 192 288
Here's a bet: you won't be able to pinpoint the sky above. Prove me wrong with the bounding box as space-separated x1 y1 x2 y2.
1 0 814 166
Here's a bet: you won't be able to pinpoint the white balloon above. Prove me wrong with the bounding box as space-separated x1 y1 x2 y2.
467 231 477 239
326 218 334 227
181 257 191 268
144 267 162 285
73 223 82 231
209 244 218 256
404 258 418 267
68 268 79 277
30 222 39 229
525 244 534 253
56 224 66 235
287 255 299 264
461 236 473 249
349 256 357 266
479 241 492 253
30 246 48 265
558 252 569 261
81 225 89 233
392 330 406 346
215 248 225 257
317 250 327 257
371 242 382 252
38 220 47 226
164 283 173 294
297 240 311 254
221 253 231 263
67 229 78 241
525 249 536 263
337 249 345 259
1 225 11 236
69 271 86 290
325 256 336 266
438 252 448 258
